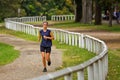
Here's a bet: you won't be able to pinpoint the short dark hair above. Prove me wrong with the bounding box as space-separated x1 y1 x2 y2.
43 21 48 25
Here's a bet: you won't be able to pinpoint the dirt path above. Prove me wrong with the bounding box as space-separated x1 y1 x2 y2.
67 29 120 49
0 34 62 80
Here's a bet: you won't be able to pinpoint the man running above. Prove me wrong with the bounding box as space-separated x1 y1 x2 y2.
38 21 54 72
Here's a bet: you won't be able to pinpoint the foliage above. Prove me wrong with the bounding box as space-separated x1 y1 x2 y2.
0 0 21 22
21 0 74 19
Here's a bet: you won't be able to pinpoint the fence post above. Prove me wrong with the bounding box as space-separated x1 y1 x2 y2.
77 69 84 80
98 59 103 80
88 65 94 80
81 34 84 48
64 74 72 80
66 33 68 44
69 33 71 45
72 34 75 46
93 62 99 80
75 34 78 46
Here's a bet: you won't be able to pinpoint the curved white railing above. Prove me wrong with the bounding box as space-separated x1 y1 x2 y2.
4 16 108 80
51 15 75 21
5 16 46 23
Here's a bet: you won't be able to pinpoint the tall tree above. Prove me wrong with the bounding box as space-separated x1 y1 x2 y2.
94 0 102 25
81 0 92 24
74 0 82 22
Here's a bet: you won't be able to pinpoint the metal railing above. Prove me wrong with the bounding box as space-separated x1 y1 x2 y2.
4 16 108 80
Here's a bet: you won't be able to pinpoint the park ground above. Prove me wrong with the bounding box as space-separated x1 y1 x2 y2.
33 21 120 80
0 21 120 80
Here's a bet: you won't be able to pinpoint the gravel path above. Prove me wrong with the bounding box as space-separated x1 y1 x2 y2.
0 34 62 80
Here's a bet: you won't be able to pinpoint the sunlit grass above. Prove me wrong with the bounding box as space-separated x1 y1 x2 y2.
107 49 120 80
27 21 120 32
53 40 95 69
0 42 20 66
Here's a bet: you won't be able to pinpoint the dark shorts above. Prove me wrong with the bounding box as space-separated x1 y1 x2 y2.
40 46 51 53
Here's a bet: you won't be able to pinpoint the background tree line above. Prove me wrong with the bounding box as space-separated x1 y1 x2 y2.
0 0 74 21
0 0 120 26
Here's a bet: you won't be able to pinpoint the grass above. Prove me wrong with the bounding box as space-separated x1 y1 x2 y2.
107 49 120 80
52 21 120 32
0 26 37 41
27 21 120 32
0 22 4 26
53 40 95 69
0 42 19 66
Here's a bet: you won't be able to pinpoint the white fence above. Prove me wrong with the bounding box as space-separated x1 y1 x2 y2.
51 15 75 21
5 16 46 23
5 16 108 80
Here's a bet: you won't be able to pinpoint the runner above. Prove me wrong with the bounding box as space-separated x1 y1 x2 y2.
38 21 54 72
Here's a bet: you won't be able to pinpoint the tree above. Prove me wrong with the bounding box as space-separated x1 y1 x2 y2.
94 0 102 25
0 0 21 22
20 0 74 19
74 0 82 22
21 0 41 16
81 0 92 24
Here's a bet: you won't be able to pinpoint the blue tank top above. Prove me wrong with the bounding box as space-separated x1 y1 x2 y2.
40 29 52 47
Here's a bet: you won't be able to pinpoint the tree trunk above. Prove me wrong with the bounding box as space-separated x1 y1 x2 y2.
94 0 102 25
75 0 82 22
81 0 87 23
87 0 92 24
81 0 92 24
108 8 113 27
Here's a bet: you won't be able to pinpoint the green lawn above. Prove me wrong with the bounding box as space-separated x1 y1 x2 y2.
27 21 120 32
53 40 95 69
107 49 120 80
0 42 19 66
0 26 37 41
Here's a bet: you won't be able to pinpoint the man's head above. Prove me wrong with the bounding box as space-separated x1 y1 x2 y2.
43 21 48 29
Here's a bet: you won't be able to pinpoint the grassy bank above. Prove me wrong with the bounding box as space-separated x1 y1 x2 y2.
53 41 95 69
107 49 120 80
0 26 37 41
0 42 19 66
27 21 120 32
